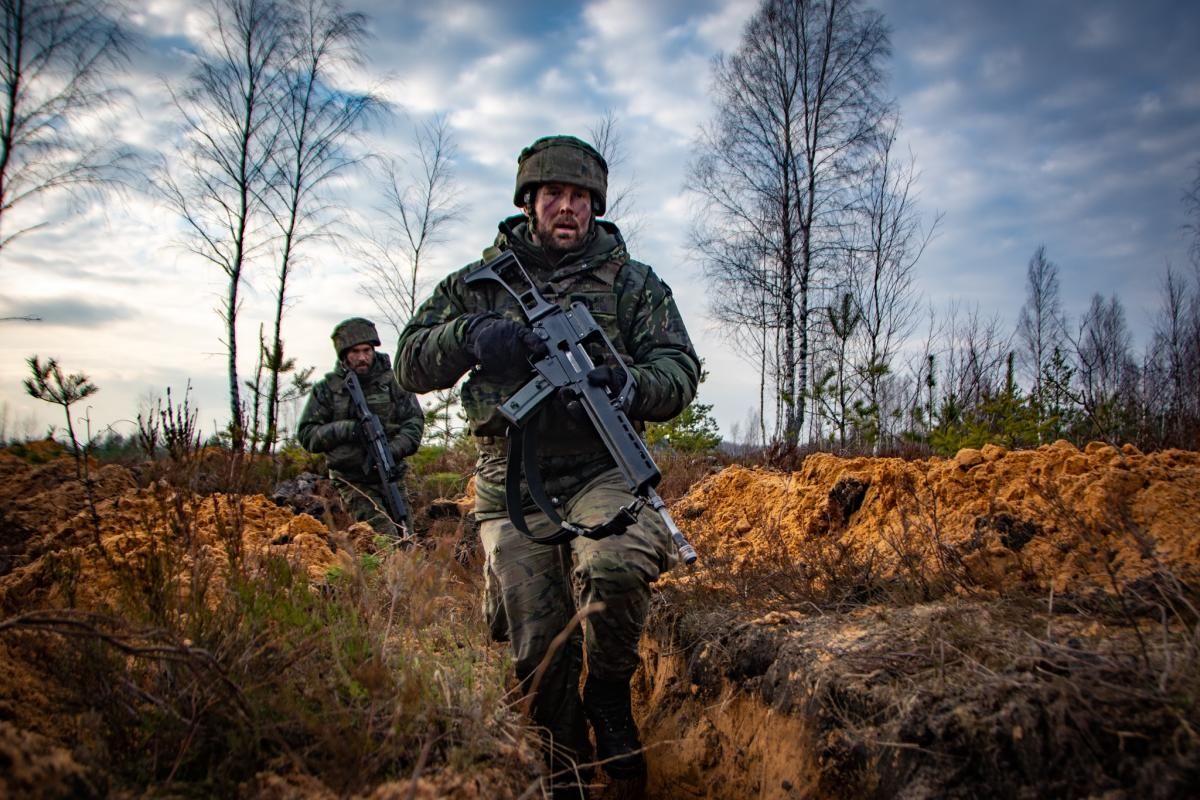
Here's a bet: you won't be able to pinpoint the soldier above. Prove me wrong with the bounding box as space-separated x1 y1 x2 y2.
396 135 700 798
298 317 424 538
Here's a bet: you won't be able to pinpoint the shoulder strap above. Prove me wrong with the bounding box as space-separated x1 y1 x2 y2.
504 413 639 545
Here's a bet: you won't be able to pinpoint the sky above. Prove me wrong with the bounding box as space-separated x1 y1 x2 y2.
1 0 1198 445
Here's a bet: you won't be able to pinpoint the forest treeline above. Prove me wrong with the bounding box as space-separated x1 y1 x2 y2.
791 245 1200 456
688 0 1200 456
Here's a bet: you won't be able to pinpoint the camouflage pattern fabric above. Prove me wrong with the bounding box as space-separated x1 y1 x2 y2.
336 481 406 538
397 213 699 780
479 468 677 774
297 351 423 536
395 215 701 516
331 317 381 356
513 135 608 214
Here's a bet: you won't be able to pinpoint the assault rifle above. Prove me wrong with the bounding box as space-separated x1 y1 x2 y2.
344 370 409 532
464 250 698 565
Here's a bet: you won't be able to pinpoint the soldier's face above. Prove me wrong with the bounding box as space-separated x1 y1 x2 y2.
345 344 375 375
529 182 593 252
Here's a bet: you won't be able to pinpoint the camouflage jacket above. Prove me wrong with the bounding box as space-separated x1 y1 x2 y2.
297 352 424 485
396 216 700 514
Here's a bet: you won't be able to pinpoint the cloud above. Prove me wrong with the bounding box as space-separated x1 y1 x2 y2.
3 0 1198 443
693 0 759 51
579 0 723 135
905 78 965 116
132 0 212 40
910 37 968 69
979 47 1024 91
0 297 135 328
1075 10 1119 49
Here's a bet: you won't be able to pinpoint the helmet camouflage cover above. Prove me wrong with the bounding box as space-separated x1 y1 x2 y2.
513 135 608 215
332 317 381 357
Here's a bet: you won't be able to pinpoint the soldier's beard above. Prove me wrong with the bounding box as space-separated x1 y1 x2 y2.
531 211 591 257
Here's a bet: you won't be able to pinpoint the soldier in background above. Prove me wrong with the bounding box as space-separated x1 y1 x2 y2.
298 317 424 538
395 135 700 798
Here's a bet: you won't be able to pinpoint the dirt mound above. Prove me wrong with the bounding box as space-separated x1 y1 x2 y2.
0 451 137 534
641 442 1200 798
0 450 537 800
673 440 1200 596
0 468 358 771
5 442 1197 798
1 485 355 614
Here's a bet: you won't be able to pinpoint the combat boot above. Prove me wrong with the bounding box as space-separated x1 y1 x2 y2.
582 675 646 783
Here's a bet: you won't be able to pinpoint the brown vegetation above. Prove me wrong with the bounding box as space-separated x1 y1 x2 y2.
2 439 1198 798
0 444 538 799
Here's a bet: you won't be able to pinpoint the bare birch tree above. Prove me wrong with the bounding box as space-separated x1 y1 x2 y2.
1015 245 1065 437
588 108 642 246
258 0 382 453
355 115 463 339
810 291 859 446
690 224 779 437
1074 293 1137 441
1145 266 1200 447
0 0 132 252
846 117 934 446
156 0 292 449
354 116 465 445
940 302 1011 416
689 0 890 446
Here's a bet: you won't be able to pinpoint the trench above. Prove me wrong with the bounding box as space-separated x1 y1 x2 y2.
634 637 822 800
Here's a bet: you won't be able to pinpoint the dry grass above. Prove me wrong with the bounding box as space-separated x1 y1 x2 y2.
0 438 539 797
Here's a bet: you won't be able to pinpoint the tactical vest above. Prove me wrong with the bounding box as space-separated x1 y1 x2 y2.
316 358 407 481
459 243 637 444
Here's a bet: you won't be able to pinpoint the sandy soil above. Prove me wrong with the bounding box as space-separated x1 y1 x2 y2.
643 441 1200 798
2 440 1198 798
671 441 1200 596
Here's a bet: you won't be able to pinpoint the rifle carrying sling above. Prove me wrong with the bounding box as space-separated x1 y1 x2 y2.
503 409 641 545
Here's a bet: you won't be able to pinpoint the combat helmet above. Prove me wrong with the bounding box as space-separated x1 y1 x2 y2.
331 317 381 358
513 135 608 215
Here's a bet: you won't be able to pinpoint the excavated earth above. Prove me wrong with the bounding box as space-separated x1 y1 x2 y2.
2 440 1199 798
639 441 1200 798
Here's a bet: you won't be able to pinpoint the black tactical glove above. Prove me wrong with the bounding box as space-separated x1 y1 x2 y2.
390 435 418 461
587 364 635 412
557 364 636 423
329 419 360 446
464 312 548 375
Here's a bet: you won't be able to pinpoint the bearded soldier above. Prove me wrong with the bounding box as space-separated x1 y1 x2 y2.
298 317 424 538
396 135 700 798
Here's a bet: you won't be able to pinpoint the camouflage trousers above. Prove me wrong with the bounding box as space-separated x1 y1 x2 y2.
479 467 677 771
336 480 408 539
